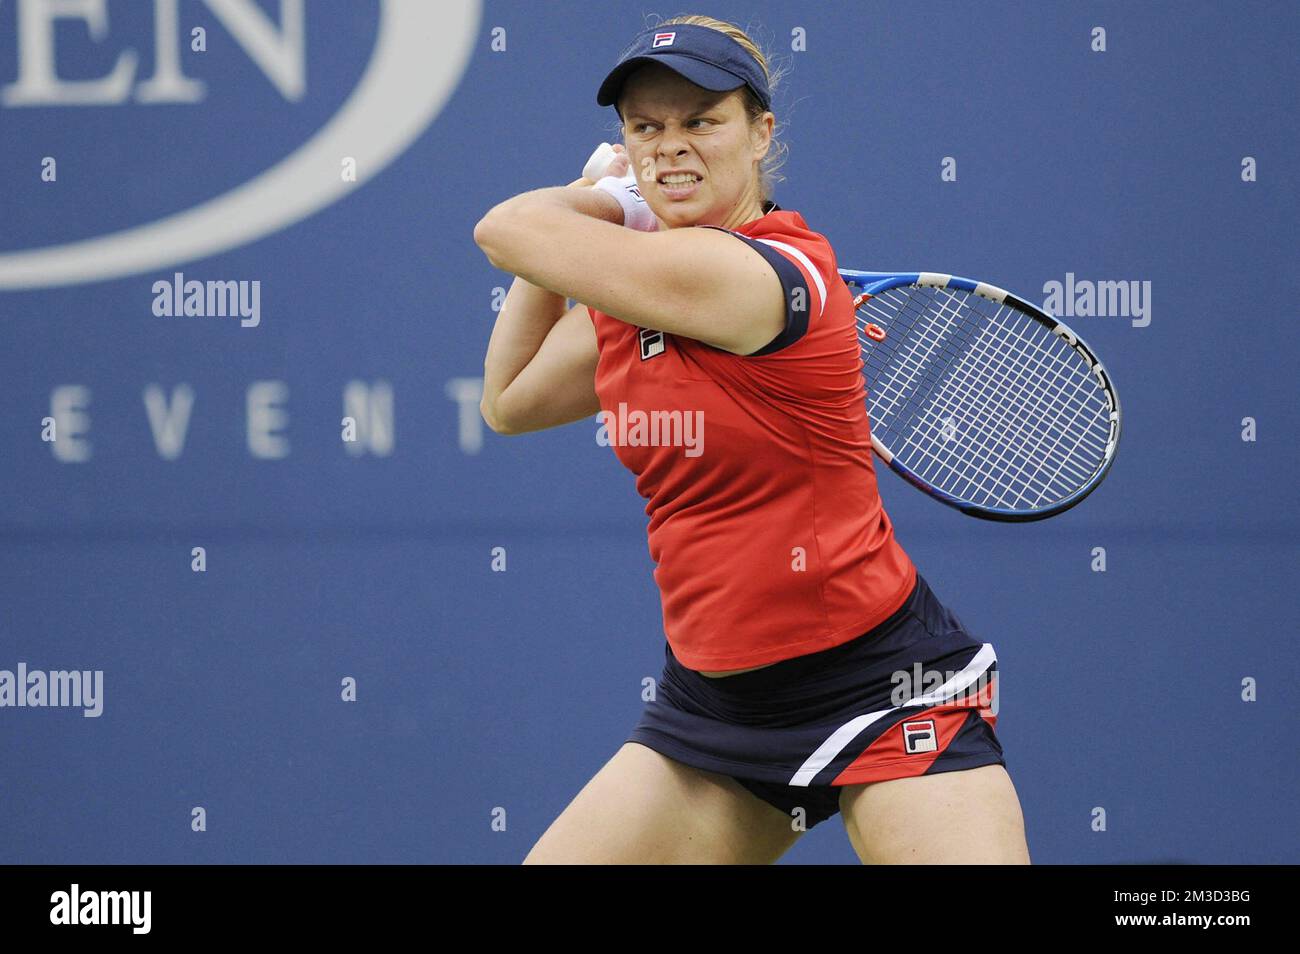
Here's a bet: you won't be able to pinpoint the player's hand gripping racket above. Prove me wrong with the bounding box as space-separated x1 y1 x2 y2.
583 142 622 182
840 270 1120 521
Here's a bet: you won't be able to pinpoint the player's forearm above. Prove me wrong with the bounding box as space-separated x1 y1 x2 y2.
474 185 622 277
480 275 567 425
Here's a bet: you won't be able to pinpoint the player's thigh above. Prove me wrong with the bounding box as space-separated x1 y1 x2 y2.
524 741 803 864
838 763 1030 864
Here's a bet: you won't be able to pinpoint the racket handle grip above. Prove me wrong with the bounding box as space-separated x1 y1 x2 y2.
583 142 617 182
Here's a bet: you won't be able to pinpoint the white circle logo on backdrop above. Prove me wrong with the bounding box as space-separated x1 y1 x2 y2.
0 0 481 290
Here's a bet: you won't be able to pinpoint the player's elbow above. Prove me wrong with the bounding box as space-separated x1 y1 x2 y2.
474 207 521 270
480 395 522 436
473 214 501 265
480 399 511 435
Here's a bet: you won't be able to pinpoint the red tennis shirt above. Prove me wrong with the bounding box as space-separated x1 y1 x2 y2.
588 202 917 671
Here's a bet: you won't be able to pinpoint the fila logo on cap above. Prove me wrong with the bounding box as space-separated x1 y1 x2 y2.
902 719 938 754
652 32 676 48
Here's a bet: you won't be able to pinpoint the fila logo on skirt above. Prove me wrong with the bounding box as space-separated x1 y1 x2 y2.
902 719 938 754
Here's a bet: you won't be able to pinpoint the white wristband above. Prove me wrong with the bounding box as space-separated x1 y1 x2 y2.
593 172 658 232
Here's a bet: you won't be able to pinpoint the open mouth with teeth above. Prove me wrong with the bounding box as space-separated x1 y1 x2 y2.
657 173 703 198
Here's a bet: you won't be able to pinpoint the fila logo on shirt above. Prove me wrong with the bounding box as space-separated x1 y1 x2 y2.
639 328 666 360
902 719 937 754
652 32 676 47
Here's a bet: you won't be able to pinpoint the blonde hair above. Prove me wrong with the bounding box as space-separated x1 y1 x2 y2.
624 13 790 203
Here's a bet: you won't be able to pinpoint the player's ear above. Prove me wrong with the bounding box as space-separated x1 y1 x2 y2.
750 111 774 161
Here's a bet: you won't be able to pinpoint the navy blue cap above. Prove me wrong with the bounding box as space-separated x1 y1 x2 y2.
596 23 771 116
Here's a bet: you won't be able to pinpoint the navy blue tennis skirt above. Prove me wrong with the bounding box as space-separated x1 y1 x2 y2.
627 570 1005 829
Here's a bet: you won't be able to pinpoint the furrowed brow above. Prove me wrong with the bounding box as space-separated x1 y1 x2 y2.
624 96 728 122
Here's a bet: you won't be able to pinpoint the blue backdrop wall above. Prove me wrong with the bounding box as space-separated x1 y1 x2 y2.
1 0 1296 864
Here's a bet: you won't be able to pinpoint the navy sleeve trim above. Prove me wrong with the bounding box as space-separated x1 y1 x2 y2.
699 225 811 356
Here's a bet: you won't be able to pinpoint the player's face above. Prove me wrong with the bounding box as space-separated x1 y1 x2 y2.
618 64 771 229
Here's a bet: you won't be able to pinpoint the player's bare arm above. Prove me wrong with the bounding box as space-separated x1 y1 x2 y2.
473 185 787 356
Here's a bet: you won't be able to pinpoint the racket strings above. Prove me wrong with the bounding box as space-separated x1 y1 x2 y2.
868 293 1108 509
924 305 1099 493
856 284 1112 511
858 289 970 430
986 316 1111 483
922 309 1102 507
861 292 1069 506
886 309 1106 509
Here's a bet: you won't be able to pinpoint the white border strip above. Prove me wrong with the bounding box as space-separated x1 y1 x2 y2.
756 238 827 317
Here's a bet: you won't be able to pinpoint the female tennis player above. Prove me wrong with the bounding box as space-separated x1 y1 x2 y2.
473 14 1031 864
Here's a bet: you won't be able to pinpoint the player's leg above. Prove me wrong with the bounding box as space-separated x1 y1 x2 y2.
523 741 804 864
838 763 1030 864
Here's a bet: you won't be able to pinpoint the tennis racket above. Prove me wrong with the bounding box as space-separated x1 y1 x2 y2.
840 270 1120 521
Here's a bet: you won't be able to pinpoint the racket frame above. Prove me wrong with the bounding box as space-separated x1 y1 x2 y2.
839 269 1122 521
